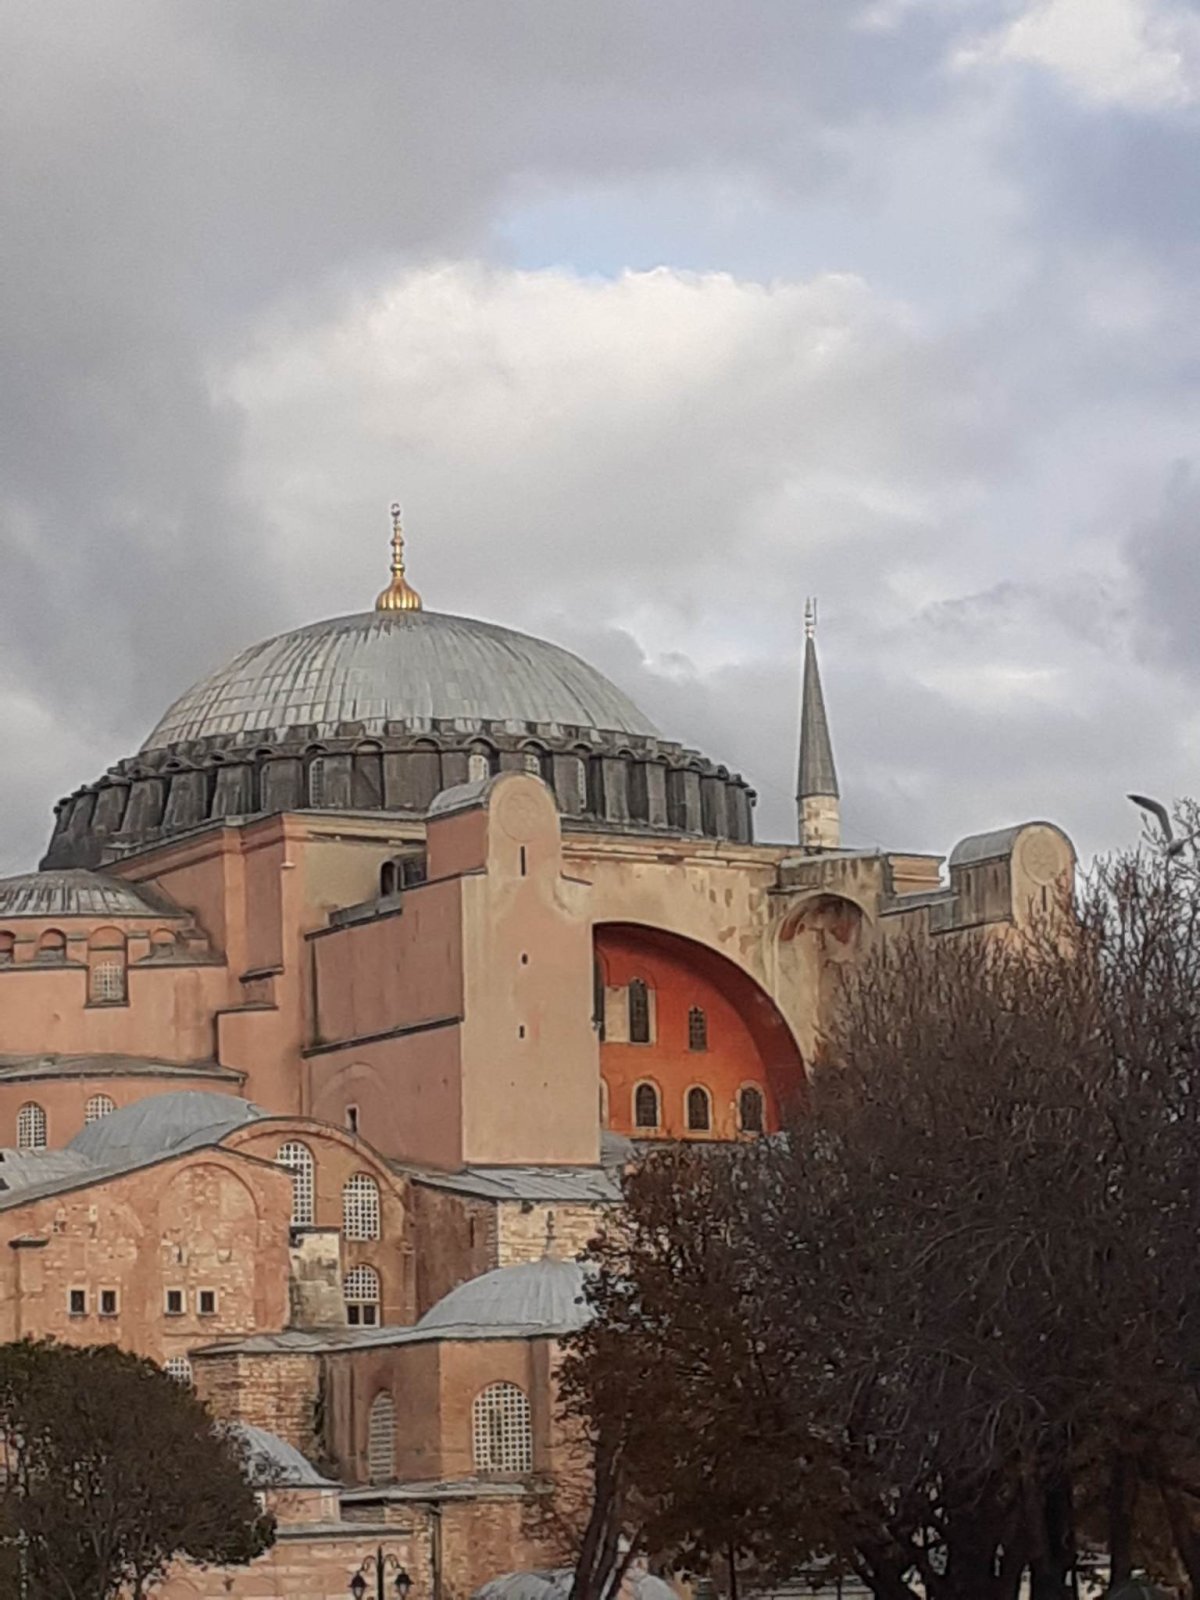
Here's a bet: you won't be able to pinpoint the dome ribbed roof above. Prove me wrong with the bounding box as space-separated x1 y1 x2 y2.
68 1091 264 1164
0 870 167 919
142 610 657 752
418 1258 590 1337
231 1423 334 1487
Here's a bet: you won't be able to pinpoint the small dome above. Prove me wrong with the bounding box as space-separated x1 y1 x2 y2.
230 1423 334 1487
418 1258 590 1337
141 609 658 752
0 870 168 919
69 1091 264 1165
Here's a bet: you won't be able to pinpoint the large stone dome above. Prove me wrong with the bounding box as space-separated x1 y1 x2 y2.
43 601 755 868
142 609 659 753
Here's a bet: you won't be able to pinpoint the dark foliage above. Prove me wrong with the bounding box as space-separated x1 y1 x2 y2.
0 1338 274 1600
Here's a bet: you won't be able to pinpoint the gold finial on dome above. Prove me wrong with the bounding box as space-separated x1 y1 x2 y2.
375 502 423 612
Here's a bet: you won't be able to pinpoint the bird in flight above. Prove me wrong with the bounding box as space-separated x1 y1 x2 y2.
1127 794 1197 859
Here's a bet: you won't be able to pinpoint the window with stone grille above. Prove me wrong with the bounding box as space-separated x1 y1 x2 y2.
634 1082 659 1130
521 748 543 776
688 1005 708 1052
738 1085 765 1135
17 1102 46 1150
344 1264 381 1326
165 1356 193 1386
89 959 127 1004
472 1382 533 1475
686 1085 712 1132
308 755 328 807
628 978 651 1044
367 1391 395 1482
277 1141 315 1226
343 1172 381 1240
468 745 492 783
85 1094 116 1125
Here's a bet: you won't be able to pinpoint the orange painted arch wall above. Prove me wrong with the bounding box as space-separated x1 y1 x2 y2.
595 922 806 1141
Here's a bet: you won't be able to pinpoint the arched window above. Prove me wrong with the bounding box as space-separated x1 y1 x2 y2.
344 1264 381 1327
343 1173 381 1241
84 1094 115 1125
277 1142 315 1226
367 1391 395 1482
307 753 328 808
0 932 14 967
37 929 66 965
688 1006 708 1051
17 1102 47 1151
628 978 651 1044
472 1382 533 1475
686 1086 712 1133
633 1082 660 1130
468 744 492 784
521 747 544 777
88 929 127 1004
165 1356 193 1386
738 1085 765 1135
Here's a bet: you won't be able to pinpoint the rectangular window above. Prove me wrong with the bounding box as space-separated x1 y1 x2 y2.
99 1289 118 1317
89 960 127 1005
346 1105 359 1135
347 1303 379 1328
164 1289 184 1316
68 1288 86 1317
197 1289 217 1316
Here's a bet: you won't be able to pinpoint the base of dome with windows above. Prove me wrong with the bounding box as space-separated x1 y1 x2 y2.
0 517 1078 1598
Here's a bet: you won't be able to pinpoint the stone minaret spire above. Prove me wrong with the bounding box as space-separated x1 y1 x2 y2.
796 598 840 849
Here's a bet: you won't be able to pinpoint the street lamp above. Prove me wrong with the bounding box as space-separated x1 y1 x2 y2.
350 1548 412 1600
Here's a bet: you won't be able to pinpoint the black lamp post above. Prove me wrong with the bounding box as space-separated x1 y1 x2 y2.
350 1548 412 1600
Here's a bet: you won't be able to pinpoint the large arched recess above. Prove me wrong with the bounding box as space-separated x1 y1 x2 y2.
595 922 806 1141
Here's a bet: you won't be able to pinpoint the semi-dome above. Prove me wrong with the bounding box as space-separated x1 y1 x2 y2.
142 610 659 753
0 869 167 919
417 1257 590 1338
69 1090 264 1165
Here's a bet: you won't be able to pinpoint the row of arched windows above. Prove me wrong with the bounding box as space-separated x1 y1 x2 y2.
275 1143 381 1240
625 979 708 1051
15 1094 117 1150
366 1381 532 1484
0 929 133 1003
630 1081 764 1135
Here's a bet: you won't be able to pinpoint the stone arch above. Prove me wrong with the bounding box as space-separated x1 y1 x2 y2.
595 921 805 1138
352 740 385 809
776 892 868 1055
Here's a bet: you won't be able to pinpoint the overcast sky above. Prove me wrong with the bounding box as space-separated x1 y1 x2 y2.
3 0 1199 873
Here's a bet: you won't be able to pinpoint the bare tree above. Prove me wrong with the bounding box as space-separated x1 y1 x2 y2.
564 816 1200 1599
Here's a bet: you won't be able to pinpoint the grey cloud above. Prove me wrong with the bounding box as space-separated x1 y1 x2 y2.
3 0 1200 874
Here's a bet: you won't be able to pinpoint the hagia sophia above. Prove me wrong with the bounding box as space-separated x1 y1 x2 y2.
0 506 1074 1598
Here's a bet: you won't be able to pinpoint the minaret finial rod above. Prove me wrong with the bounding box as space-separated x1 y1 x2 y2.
375 501 423 612
804 596 817 640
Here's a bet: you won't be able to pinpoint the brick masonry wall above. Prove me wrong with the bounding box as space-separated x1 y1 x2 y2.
0 1149 291 1363
194 1350 324 1458
153 1518 433 1600
411 1184 496 1314
496 1202 605 1266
